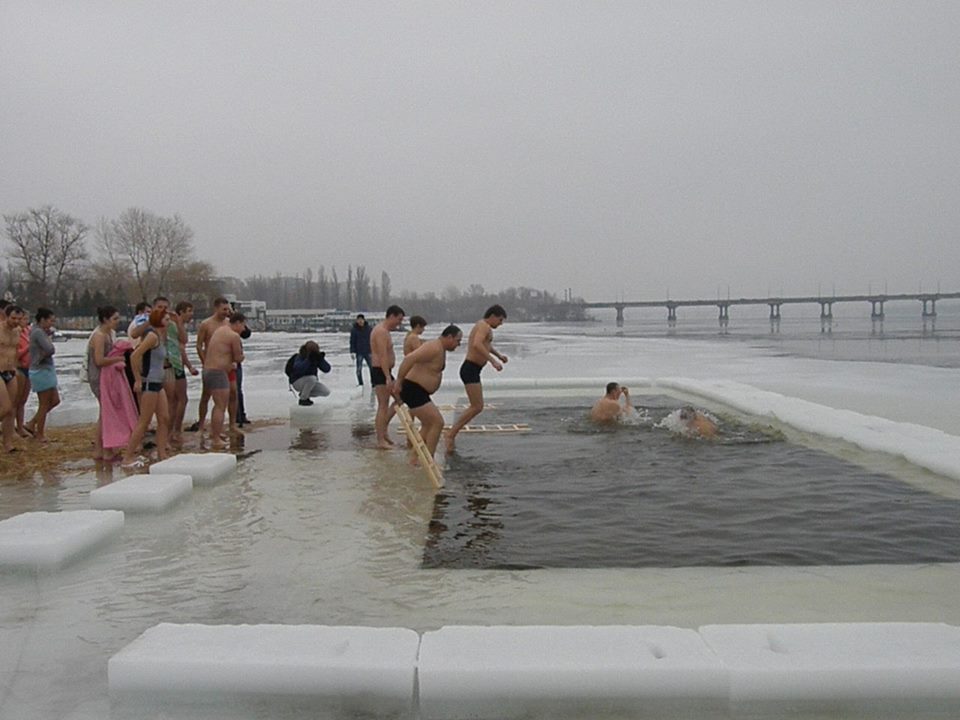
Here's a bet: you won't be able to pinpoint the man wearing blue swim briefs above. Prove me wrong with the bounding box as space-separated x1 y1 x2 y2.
445 304 507 452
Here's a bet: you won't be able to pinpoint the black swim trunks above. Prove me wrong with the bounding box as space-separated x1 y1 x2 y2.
459 360 483 385
400 379 432 409
370 366 389 387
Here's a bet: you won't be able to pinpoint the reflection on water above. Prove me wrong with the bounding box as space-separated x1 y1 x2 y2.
290 428 329 451
424 396 960 570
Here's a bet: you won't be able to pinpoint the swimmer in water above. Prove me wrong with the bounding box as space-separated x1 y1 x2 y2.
590 382 633 423
679 405 718 439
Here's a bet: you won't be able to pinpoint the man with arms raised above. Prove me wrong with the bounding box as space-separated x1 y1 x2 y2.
590 382 633 423
370 305 405 449
0 306 25 453
203 312 246 451
394 325 462 462
445 304 507 451
192 297 233 434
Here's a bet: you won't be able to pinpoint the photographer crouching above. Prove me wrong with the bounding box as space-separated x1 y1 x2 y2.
285 341 332 406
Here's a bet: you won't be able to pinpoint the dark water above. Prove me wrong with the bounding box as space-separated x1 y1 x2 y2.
424 396 960 569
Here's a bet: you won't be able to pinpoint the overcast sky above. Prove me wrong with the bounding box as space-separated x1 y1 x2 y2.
2 1 958 301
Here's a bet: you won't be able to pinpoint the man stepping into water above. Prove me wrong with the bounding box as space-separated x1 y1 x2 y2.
371 305 405 449
445 304 507 452
394 324 462 463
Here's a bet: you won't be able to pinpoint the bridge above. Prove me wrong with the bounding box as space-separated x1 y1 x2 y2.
582 292 960 327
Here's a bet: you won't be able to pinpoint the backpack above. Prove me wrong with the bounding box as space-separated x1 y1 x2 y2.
284 353 297 383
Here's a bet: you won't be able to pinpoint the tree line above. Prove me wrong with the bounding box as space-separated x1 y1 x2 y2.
3 204 588 322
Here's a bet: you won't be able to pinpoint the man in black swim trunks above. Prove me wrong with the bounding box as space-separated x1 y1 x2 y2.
370 304 405 449
0 305 25 453
445 304 507 452
394 324 462 462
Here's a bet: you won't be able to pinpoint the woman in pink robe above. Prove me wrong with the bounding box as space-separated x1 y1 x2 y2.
99 340 139 452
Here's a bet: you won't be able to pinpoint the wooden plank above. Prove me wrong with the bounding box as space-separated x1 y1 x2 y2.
395 404 443 489
437 403 497 411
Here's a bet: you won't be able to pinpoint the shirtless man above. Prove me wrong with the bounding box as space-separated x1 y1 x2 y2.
679 406 718 439
403 315 427 356
203 312 246 450
590 382 633 423
370 304 405 449
128 296 167 343
0 305 25 452
393 325 462 461
126 301 151 347
445 304 507 451
193 297 233 434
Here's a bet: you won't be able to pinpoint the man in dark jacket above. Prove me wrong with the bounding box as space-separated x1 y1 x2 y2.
349 314 372 386
286 341 332 406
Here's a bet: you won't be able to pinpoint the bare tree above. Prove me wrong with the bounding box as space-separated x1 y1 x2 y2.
317 266 328 307
165 259 221 307
97 208 195 302
4 205 89 307
346 265 354 310
381 271 391 305
330 267 340 308
354 265 370 310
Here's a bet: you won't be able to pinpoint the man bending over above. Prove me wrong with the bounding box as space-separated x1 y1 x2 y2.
394 325 462 462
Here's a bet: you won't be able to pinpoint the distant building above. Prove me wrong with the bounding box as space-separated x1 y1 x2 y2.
224 295 268 329
263 308 355 332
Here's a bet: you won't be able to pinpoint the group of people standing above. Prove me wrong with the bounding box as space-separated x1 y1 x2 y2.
0 300 62 452
348 304 509 462
86 296 248 468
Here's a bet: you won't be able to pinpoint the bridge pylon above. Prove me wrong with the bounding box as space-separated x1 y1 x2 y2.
717 304 730 327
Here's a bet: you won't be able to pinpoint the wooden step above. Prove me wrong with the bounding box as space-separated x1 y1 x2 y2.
395 404 443 488
444 423 530 433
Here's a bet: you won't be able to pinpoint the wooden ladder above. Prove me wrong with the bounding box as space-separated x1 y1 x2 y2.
395 404 444 489
442 423 531 433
